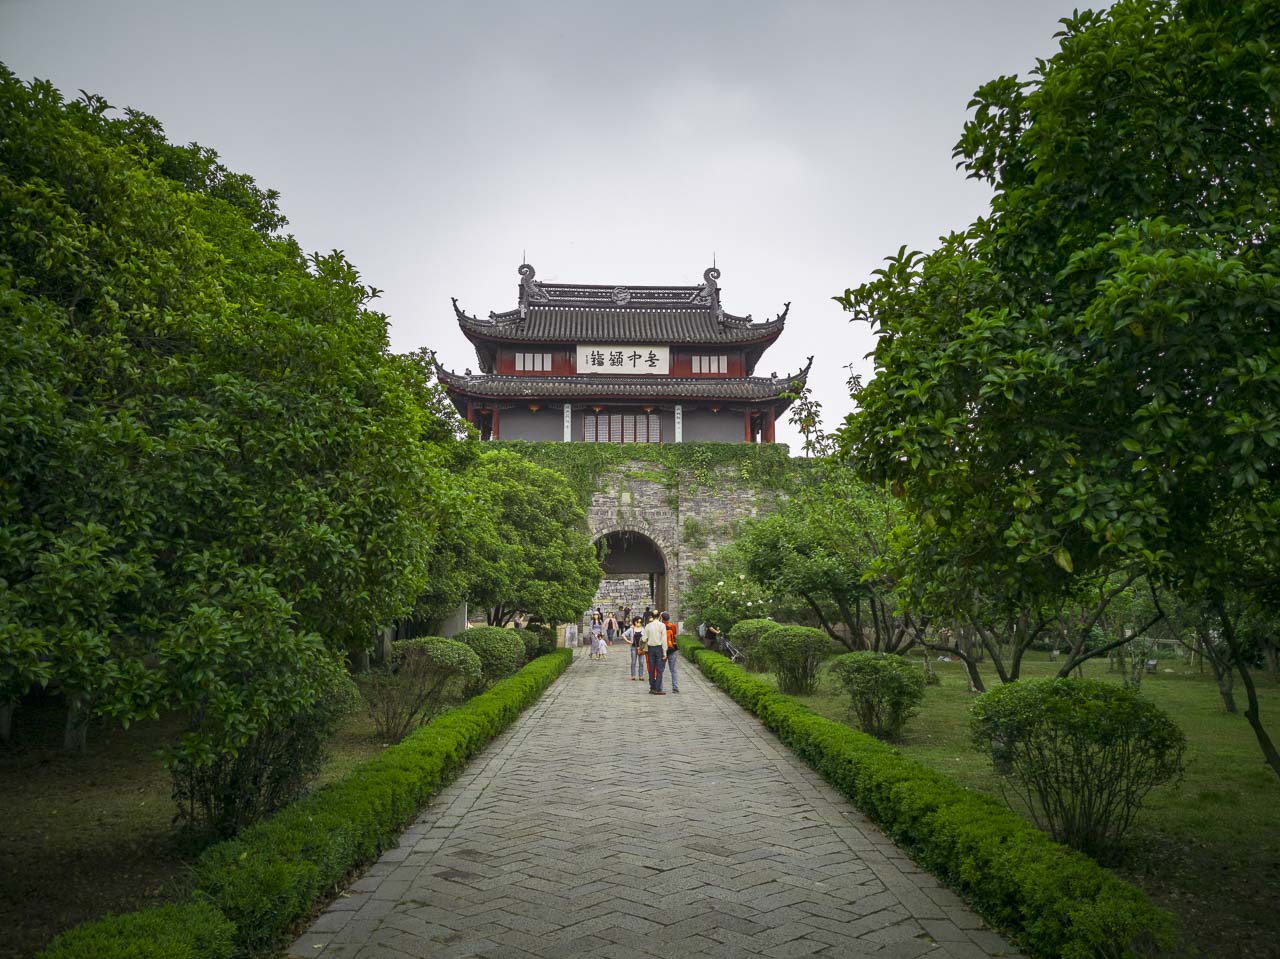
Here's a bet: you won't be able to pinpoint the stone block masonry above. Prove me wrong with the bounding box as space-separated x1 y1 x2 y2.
586 460 780 623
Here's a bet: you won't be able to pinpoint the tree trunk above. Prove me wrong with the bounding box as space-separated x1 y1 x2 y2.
801 592 852 649
63 698 88 753
1213 593 1280 781
0 702 12 746
920 640 986 693
1215 665 1237 714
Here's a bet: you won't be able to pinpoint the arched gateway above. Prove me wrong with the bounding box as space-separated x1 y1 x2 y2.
592 528 669 618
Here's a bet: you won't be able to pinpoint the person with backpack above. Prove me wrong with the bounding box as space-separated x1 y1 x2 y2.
661 612 680 694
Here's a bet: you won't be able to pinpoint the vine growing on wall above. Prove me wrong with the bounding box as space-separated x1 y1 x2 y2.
493 442 803 507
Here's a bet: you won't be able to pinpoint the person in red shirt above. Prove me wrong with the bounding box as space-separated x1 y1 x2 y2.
661 612 680 694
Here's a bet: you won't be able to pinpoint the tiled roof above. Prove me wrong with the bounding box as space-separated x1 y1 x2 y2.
435 362 811 404
456 305 785 345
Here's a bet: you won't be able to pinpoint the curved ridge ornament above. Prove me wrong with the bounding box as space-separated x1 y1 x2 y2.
518 262 550 308
689 266 721 306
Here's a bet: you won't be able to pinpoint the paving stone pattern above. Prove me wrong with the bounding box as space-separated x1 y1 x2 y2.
289 651 1024 959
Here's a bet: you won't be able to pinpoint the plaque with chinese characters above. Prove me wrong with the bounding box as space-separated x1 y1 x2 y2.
575 345 669 375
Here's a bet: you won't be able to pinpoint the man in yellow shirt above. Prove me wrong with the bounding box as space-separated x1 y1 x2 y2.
643 612 668 695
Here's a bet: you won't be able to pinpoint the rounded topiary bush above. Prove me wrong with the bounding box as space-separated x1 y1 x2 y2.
357 637 482 743
756 625 829 695
728 618 782 671
829 652 926 740
460 627 526 691
970 677 1186 861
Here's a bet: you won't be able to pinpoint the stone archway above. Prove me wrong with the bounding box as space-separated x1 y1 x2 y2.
590 529 669 621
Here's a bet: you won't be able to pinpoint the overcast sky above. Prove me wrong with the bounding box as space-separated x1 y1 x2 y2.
2 0 1075 446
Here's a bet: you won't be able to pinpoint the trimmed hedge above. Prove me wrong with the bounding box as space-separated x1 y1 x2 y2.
681 638 1177 959
39 650 573 959
39 901 235 959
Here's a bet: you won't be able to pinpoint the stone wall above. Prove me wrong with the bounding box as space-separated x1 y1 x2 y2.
585 461 780 625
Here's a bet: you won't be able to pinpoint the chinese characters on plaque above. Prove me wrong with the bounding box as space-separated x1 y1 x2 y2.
575 344 669 375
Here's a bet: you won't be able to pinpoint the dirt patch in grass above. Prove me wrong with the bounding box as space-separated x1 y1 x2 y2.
0 693 386 959
786 654 1280 959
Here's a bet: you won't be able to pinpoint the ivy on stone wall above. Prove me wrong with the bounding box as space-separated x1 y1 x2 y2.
493 442 804 508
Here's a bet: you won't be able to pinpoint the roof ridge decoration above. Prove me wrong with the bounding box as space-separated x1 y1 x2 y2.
518 263 550 318
688 266 723 321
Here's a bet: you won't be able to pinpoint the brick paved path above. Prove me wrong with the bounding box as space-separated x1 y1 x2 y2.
289 650 1023 959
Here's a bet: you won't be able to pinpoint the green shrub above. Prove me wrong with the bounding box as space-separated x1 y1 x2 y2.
460 626 526 691
756 625 828 695
829 652 926 740
43 651 572 959
170 669 360 839
39 901 234 959
357 637 482 743
520 625 558 662
727 617 781 671
682 644 1177 959
970 678 1186 862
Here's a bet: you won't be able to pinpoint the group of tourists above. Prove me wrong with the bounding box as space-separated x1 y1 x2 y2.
584 606 679 694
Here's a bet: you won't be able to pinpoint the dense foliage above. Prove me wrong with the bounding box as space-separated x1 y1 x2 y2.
38 901 235 959
0 67 463 769
756 625 829 695
459 626 527 691
497 440 799 508
356 637 481 743
829 652 927 740
683 547 782 633
970 679 1186 860
726 617 781 671
465 451 602 627
170 669 359 838
681 639 1177 959
738 463 917 652
836 0 1280 776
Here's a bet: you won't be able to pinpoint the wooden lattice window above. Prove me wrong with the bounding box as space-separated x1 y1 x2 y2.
583 413 661 443
515 352 552 371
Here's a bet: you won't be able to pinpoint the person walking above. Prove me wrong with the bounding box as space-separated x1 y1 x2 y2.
661 612 680 694
644 612 668 694
605 611 618 646
625 616 645 681
588 613 604 660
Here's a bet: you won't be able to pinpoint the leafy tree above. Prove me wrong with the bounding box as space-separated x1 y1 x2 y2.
464 451 601 626
837 1 1280 777
0 68 459 772
682 543 787 632
738 464 918 652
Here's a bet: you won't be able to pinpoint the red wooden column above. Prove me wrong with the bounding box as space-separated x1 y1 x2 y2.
491 406 500 440
466 402 474 425
743 411 752 442
764 407 776 443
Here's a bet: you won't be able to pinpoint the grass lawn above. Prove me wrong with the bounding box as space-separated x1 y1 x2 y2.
0 693 388 959
775 652 1280 959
